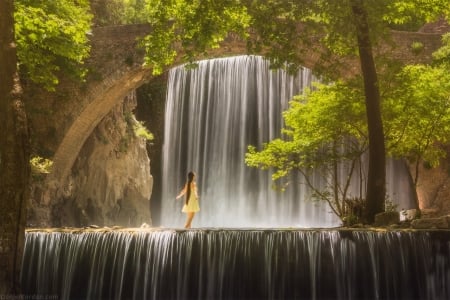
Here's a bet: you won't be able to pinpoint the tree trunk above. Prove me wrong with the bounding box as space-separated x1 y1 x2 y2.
408 159 421 211
0 0 30 294
350 0 386 223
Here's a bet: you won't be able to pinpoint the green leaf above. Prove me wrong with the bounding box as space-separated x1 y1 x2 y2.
14 0 92 90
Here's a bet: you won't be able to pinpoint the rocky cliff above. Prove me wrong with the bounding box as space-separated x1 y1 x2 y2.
28 92 152 227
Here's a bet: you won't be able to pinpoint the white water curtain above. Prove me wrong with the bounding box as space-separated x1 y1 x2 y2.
160 55 414 228
160 55 339 228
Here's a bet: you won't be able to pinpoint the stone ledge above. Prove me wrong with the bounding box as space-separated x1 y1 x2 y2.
411 215 450 229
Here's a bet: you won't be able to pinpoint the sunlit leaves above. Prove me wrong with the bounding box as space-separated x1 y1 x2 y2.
141 0 250 74
384 0 450 25
383 64 450 167
14 0 92 90
140 0 449 77
433 33 450 65
122 0 149 24
30 155 53 174
245 80 368 180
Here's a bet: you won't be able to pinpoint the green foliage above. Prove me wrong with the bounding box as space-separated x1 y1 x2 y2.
119 0 149 24
341 197 366 226
342 214 359 226
122 112 154 151
246 81 367 178
30 155 53 174
383 0 450 25
410 41 424 55
383 64 450 170
140 0 251 74
246 81 369 221
30 155 53 181
118 136 130 153
92 0 149 25
433 33 450 66
140 0 448 76
134 121 154 141
14 0 92 91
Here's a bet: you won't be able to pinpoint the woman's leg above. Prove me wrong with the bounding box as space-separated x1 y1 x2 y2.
184 212 195 228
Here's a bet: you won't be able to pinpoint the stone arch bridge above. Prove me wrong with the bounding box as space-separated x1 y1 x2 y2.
36 24 442 196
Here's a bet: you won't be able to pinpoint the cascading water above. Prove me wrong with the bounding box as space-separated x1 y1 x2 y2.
161 55 327 228
21 229 450 300
160 55 414 228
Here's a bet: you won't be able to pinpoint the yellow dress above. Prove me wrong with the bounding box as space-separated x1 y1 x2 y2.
182 183 200 213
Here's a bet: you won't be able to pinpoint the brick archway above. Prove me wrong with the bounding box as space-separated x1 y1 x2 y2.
46 68 152 191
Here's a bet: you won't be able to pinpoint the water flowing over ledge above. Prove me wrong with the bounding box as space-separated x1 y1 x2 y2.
22 228 450 300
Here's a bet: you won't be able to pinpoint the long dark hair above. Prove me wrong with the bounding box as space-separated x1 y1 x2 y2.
185 171 195 205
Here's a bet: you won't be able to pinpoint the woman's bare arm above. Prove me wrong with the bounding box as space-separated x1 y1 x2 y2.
176 184 187 199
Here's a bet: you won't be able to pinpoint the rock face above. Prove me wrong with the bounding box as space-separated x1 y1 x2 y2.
28 93 153 227
412 146 450 218
68 93 152 227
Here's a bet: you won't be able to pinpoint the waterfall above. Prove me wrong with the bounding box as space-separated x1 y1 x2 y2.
161 55 335 228
160 55 414 228
21 229 450 300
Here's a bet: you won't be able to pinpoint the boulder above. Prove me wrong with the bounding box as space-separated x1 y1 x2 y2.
400 209 418 221
374 211 400 227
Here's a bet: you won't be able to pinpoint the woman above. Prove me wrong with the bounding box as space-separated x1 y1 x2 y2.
176 171 200 228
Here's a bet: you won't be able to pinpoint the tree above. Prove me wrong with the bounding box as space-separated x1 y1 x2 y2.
140 0 449 223
383 48 450 210
246 81 368 224
91 0 149 26
245 40 450 223
348 0 385 222
14 0 92 91
0 0 29 294
0 0 92 292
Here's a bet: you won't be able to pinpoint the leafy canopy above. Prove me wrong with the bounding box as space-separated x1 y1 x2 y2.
433 32 450 65
381 27 450 177
140 0 449 76
384 65 450 169
141 0 250 74
91 0 149 25
14 0 92 90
